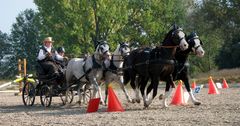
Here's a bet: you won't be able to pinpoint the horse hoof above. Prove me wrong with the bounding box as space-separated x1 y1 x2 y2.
100 100 104 105
144 103 149 108
163 104 169 108
76 101 81 105
159 94 164 100
194 101 201 106
136 99 141 103
128 99 133 103
132 99 136 103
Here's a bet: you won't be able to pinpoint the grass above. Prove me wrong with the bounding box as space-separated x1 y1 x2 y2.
192 68 240 84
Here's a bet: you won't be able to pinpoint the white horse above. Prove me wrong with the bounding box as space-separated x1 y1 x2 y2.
103 42 132 105
65 41 111 104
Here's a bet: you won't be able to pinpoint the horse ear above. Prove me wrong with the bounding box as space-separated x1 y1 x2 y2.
200 39 203 45
173 23 177 29
94 41 99 49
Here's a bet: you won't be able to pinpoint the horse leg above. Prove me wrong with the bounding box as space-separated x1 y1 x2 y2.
138 77 149 108
98 83 104 105
182 78 201 105
118 76 133 103
162 76 175 107
89 77 104 104
146 81 153 100
129 73 139 103
77 84 82 105
134 75 141 103
104 80 110 105
145 76 158 107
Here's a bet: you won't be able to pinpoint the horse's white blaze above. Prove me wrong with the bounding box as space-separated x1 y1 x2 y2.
178 31 189 50
193 39 205 57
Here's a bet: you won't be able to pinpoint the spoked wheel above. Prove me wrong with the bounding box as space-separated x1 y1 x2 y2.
40 85 52 107
80 84 92 105
60 90 74 105
22 82 35 106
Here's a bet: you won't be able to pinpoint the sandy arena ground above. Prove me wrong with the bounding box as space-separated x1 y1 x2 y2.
0 87 240 126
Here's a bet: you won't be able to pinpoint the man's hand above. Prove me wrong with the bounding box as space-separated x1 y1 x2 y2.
63 56 69 61
46 52 52 57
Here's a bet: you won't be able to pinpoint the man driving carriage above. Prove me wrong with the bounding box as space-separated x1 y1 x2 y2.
37 37 66 79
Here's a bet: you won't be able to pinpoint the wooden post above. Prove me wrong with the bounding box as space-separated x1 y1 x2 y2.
15 58 27 95
23 58 27 76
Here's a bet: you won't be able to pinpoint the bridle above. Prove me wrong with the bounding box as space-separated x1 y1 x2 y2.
158 28 186 49
188 37 203 52
113 43 130 62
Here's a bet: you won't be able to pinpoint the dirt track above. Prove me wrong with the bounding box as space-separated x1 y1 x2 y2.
0 88 240 126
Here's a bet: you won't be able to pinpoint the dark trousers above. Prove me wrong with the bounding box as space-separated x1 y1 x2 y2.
40 61 59 76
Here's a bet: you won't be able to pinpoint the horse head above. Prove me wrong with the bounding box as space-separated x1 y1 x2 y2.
163 24 188 50
118 42 130 58
187 32 205 57
129 41 140 51
95 40 111 61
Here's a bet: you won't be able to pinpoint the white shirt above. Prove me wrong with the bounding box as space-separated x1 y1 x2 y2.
37 46 64 61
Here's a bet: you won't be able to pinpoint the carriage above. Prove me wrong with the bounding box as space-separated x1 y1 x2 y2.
21 59 92 107
22 24 205 108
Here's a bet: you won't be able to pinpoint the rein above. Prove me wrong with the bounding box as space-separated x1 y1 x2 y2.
122 58 175 71
157 45 179 48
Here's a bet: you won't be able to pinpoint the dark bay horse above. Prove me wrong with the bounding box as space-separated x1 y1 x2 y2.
145 32 205 107
123 25 189 107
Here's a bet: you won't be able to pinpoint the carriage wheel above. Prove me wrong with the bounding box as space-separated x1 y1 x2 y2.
22 82 35 106
60 90 74 105
81 84 92 104
40 85 52 107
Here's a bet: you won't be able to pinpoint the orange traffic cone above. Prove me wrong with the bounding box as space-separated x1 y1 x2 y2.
191 81 197 89
107 86 124 112
171 80 185 105
86 98 100 113
222 78 229 89
208 76 220 94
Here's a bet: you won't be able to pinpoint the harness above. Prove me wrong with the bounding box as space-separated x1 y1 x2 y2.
174 61 190 80
105 55 119 75
83 54 102 74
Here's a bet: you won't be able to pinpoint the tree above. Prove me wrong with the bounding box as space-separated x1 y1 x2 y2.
9 9 41 76
34 0 129 56
186 0 230 74
34 0 190 55
0 31 10 60
0 31 12 78
121 0 190 46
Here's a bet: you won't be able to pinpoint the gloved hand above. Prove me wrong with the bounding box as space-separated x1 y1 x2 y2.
63 56 69 61
45 52 52 57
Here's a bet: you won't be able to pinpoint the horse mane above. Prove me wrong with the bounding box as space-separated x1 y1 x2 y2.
163 28 175 42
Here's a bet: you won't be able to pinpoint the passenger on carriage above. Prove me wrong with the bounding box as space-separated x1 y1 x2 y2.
55 46 68 68
37 37 64 79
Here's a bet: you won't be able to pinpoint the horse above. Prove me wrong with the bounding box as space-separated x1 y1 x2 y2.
145 32 205 107
123 24 189 107
102 42 132 105
65 41 111 104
